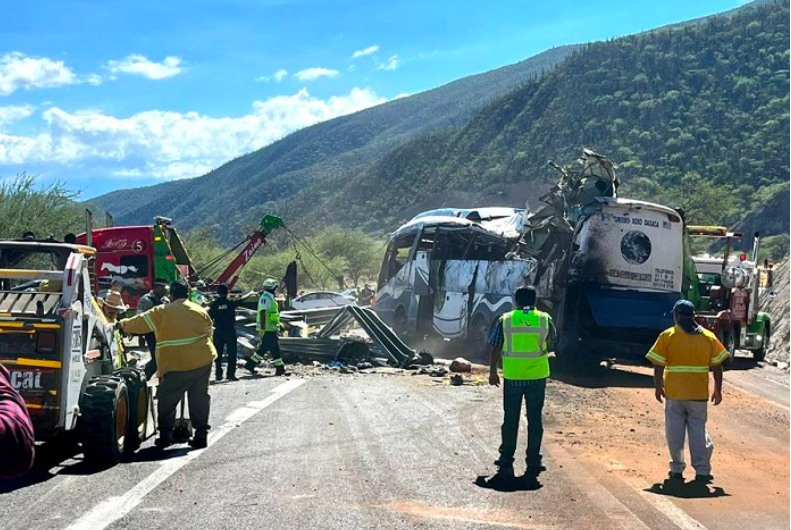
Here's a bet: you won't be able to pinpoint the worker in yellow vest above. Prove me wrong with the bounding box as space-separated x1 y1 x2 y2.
244 278 286 376
646 299 728 483
488 286 555 480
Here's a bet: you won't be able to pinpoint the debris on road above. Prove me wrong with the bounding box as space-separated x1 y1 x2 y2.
449 357 472 373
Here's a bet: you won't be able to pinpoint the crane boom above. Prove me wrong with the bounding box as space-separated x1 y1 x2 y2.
214 215 284 290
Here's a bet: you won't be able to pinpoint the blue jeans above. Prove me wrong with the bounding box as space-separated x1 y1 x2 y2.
498 378 546 469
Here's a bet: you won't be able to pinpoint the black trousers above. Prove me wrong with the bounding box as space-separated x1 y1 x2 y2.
213 329 238 378
157 365 211 438
498 378 546 469
143 333 158 379
244 331 281 371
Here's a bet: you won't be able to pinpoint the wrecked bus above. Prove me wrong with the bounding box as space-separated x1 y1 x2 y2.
539 197 684 362
376 150 687 367
374 208 537 353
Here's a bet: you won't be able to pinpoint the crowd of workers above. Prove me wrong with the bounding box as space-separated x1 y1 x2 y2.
0 281 728 485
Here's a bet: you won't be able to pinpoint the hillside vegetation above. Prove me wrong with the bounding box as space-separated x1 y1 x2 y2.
313 0 789 233
91 46 578 240
91 1 788 248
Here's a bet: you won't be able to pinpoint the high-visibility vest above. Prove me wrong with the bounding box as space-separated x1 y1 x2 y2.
501 308 551 380
257 292 280 333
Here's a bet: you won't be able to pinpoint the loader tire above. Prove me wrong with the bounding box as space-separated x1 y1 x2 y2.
80 376 129 467
114 367 150 452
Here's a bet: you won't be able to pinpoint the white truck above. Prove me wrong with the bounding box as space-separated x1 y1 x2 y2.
0 238 152 465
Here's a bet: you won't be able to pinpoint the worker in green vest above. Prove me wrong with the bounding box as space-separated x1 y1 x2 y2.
244 278 286 376
488 285 556 480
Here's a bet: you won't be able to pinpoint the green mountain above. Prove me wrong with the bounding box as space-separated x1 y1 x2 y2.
308 0 789 233
90 45 579 239
92 0 788 244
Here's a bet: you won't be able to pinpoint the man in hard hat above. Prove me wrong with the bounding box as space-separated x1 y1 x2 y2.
488 286 555 481
118 281 217 449
646 300 728 484
244 278 286 376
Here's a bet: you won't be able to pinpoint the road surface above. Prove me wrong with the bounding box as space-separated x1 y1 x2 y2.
0 359 787 530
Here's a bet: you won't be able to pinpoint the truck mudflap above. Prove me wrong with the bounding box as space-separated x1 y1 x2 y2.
583 286 678 331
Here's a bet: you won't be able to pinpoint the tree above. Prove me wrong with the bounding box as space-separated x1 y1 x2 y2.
0 174 83 239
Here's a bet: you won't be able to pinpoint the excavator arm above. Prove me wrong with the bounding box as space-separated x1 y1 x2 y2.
214 215 284 290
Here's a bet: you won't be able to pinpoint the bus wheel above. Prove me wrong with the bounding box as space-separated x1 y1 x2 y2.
468 314 490 357
393 307 407 335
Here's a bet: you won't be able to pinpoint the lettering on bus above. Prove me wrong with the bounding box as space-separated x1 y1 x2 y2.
608 269 652 282
612 216 662 228
653 268 675 289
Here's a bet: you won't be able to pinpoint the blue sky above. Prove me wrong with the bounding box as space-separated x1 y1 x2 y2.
0 0 752 198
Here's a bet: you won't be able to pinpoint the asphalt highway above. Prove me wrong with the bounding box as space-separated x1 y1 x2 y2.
0 361 787 530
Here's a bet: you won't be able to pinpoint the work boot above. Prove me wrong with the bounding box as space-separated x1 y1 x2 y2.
525 464 546 476
668 472 684 480
188 436 208 449
215 372 223 381
274 365 287 377
694 474 714 483
228 375 239 381
154 435 173 449
244 359 258 374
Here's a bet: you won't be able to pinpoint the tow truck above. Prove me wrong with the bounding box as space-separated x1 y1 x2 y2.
0 237 153 465
687 226 773 362
76 214 283 310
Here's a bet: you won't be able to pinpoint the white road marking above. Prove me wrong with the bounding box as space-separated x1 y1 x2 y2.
64 378 306 530
632 484 709 530
548 445 653 530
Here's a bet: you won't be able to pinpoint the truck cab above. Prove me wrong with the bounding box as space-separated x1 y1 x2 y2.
687 226 773 361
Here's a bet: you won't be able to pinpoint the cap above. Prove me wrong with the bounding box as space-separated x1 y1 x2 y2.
672 299 695 317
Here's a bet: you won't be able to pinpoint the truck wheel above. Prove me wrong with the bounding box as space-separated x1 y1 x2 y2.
753 326 770 363
722 330 736 368
114 368 150 451
80 376 129 466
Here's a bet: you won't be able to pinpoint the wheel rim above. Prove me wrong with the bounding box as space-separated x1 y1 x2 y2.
116 393 128 449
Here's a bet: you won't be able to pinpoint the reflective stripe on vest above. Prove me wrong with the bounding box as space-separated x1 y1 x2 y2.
502 309 550 380
157 334 208 350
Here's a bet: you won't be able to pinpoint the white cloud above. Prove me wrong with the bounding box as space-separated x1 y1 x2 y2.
106 55 183 80
293 67 339 82
84 73 104 86
0 105 35 129
0 52 79 96
376 55 400 71
393 92 411 100
0 88 386 180
257 69 288 83
351 45 379 59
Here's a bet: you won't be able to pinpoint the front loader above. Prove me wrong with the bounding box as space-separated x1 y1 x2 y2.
0 238 153 466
